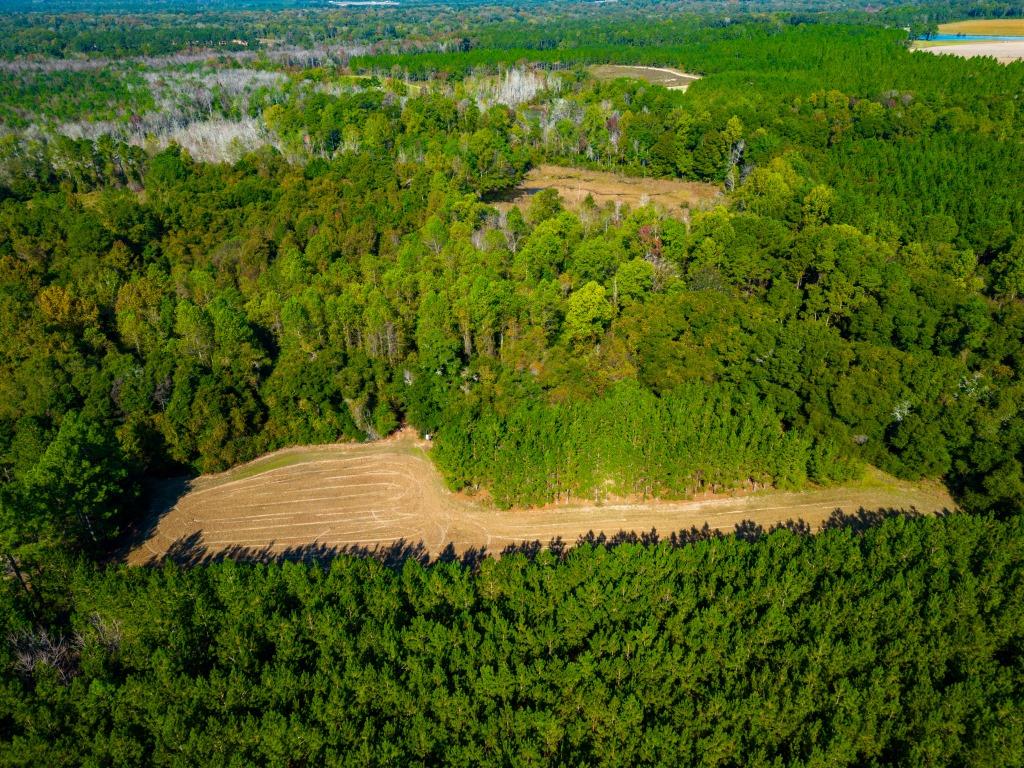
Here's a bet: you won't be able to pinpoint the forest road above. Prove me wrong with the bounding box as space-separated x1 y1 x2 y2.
127 430 956 564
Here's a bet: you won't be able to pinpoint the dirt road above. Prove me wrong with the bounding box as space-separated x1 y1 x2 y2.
127 431 956 565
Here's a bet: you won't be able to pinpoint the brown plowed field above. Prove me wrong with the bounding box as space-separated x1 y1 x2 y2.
128 430 956 565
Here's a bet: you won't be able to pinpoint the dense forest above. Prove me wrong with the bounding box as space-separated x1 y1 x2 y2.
3 514 1023 765
2 3 1024 763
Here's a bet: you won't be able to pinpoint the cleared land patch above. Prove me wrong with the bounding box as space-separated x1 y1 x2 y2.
590 64 701 90
938 19 1024 36
915 21 1024 62
915 39 1024 63
495 163 719 216
129 430 956 564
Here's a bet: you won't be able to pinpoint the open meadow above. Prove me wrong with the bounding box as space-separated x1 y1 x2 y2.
493 163 719 217
589 64 701 90
938 19 1024 36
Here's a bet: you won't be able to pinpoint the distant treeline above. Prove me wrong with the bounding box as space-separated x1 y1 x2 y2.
0 16 251 59
351 25 906 80
3 3 1023 61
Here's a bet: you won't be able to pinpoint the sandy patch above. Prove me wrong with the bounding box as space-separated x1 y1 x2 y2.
915 39 1024 63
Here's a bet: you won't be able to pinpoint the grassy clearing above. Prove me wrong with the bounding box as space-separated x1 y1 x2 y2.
226 452 316 482
939 19 1024 36
589 64 700 90
494 163 719 217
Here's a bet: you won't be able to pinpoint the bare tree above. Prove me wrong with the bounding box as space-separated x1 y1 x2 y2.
9 628 78 684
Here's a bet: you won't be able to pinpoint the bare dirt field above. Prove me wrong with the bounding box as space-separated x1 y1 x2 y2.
128 430 956 565
590 64 701 90
916 39 1024 63
494 164 719 217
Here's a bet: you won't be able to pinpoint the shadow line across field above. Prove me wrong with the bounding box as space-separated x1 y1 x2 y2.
141 506 944 569
112 474 197 564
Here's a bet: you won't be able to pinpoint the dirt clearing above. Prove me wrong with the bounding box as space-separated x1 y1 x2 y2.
590 65 701 90
494 164 719 217
916 39 1024 63
128 430 956 564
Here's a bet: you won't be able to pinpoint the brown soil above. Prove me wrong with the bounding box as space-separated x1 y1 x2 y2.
128 429 956 565
495 164 720 217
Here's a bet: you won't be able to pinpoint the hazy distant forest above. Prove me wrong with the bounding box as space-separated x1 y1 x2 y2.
1 1 1024 764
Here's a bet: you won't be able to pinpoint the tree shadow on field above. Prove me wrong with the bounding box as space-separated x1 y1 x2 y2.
146 534 438 569
822 506 946 534
110 474 197 564
140 506 952 570
727 506 956 541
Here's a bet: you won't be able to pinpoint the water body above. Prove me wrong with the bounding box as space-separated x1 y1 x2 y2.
927 33 1024 41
